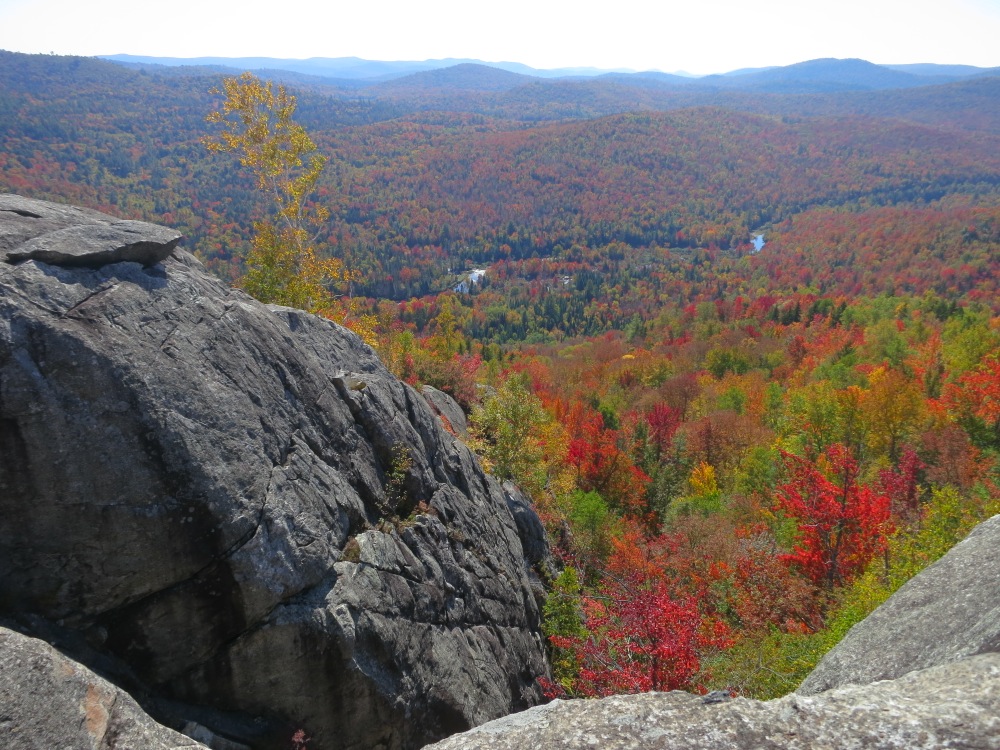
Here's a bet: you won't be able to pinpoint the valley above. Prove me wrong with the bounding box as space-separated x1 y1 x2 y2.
1 48 1000 747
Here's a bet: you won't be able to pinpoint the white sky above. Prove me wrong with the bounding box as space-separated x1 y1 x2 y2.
1 0 998 75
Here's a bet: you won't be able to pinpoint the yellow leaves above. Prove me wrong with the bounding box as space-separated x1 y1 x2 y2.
689 461 719 498
537 417 579 500
339 306 379 348
204 72 366 340
203 72 324 224
862 366 925 461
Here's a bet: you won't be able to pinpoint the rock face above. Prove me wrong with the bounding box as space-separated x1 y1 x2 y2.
424 654 1000 750
1 194 182 266
421 385 469 438
0 626 207 750
426 514 1000 750
0 195 550 750
798 513 1000 695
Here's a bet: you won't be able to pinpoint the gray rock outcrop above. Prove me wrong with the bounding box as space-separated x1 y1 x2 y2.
798 513 1000 695
1 193 182 267
424 653 1000 750
0 625 208 750
0 195 551 750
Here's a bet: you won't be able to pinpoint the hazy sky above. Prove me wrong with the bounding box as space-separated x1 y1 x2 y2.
1 0 999 74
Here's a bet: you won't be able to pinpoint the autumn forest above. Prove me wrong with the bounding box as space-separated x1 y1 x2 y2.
2 50 1000 698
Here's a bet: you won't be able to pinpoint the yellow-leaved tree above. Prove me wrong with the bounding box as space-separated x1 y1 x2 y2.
203 72 375 342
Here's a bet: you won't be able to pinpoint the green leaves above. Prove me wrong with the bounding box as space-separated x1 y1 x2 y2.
470 374 547 486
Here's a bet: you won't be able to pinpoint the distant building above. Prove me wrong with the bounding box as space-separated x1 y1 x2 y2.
454 268 487 293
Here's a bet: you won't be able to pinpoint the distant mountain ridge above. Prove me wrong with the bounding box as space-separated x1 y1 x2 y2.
100 53 999 91
371 63 538 93
100 54 640 82
697 58 964 93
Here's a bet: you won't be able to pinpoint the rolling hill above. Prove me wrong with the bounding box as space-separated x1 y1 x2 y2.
1 49 998 300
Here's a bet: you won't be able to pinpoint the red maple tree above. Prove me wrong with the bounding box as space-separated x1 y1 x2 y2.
775 444 893 589
547 533 729 697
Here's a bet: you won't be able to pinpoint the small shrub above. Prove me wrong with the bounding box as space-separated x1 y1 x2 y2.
341 537 361 563
385 444 413 514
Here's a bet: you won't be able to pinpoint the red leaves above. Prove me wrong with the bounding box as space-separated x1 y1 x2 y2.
549 532 730 698
775 445 893 589
702 524 821 633
577 579 704 695
645 403 682 455
921 424 983 490
877 446 924 522
563 401 650 512
945 353 1000 442
560 573 727 696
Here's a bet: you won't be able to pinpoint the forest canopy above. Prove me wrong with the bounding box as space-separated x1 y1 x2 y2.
2 50 1000 699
